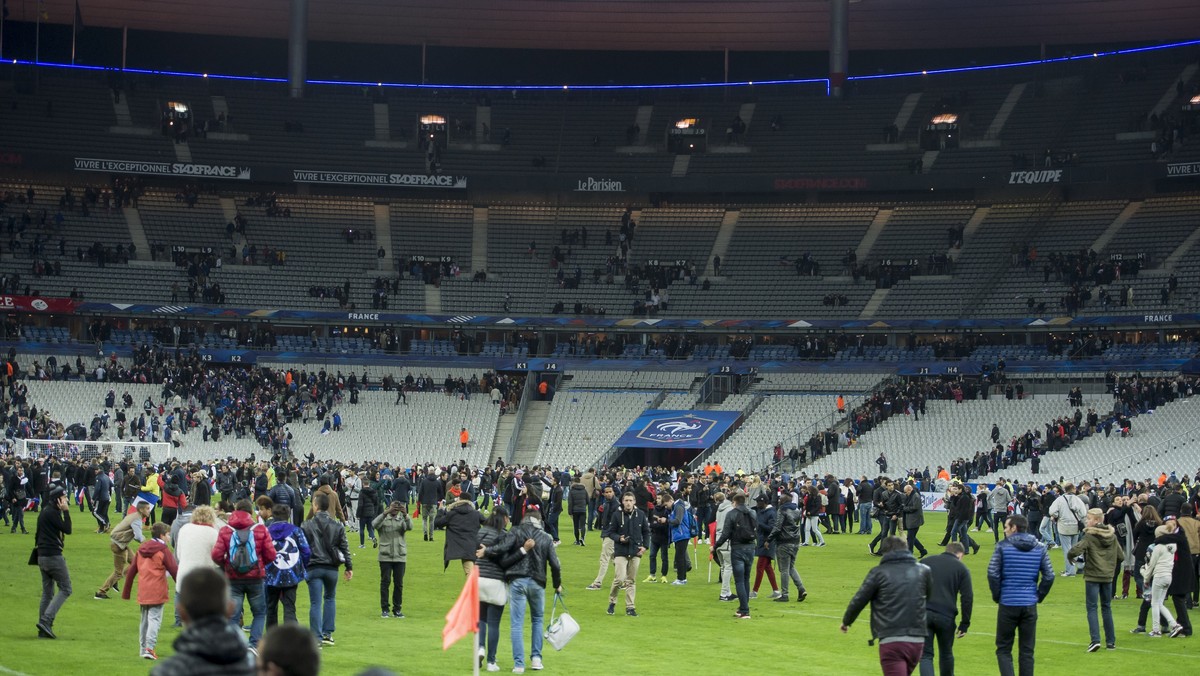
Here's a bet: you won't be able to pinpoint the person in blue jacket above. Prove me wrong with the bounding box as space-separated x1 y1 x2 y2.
987 514 1055 676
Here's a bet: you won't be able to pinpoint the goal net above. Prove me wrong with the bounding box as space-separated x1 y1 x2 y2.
20 439 174 465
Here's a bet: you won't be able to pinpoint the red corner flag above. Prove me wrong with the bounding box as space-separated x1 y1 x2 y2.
443 565 480 651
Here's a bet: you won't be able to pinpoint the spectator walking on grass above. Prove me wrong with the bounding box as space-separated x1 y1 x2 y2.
988 514 1055 676
211 498 277 651
35 485 73 639
1067 508 1123 651
841 535 933 676
122 521 179 661
301 492 352 645
374 500 412 619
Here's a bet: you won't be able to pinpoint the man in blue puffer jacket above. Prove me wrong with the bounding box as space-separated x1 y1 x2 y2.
987 514 1055 676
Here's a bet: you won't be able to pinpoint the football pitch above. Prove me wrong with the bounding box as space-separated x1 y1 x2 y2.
1 511 1195 674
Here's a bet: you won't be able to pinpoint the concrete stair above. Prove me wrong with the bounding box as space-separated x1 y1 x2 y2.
373 203 392 271
511 400 551 467
472 206 489 272
985 83 1027 140
671 155 691 177
488 413 518 466
858 288 890 320
122 207 151 261
1090 201 1142 253
424 283 442 314
705 210 739 276
856 208 893 261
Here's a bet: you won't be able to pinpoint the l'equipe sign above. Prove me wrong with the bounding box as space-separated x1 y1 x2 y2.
1008 170 1062 185
74 157 251 180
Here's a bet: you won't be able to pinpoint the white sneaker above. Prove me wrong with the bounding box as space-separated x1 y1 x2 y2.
487 664 501 673
512 668 524 674
769 590 782 599
530 657 543 671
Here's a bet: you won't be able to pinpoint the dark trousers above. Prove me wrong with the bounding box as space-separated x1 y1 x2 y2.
906 525 927 556
648 540 669 576
572 513 586 543
673 540 690 580
730 545 754 615
880 640 923 676
870 517 897 552
380 561 405 613
478 601 504 664
920 611 957 676
94 499 111 529
266 585 298 626
995 604 1037 676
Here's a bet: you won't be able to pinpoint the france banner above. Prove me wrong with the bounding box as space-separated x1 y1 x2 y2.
614 410 741 449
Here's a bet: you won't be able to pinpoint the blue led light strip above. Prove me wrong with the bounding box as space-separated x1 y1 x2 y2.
5 39 1199 90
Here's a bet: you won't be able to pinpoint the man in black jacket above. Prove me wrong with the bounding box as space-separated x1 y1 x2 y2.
301 493 353 645
770 491 807 602
480 510 562 673
604 492 651 616
857 478 875 535
36 485 73 638
919 542 973 676
714 490 758 619
841 536 933 675
417 468 442 541
870 480 902 556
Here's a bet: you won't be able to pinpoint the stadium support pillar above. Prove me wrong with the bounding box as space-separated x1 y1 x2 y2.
828 0 849 98
288 0 310 98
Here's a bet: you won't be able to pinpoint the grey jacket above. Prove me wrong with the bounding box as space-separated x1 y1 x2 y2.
988 484 1013 513
902 489 925 529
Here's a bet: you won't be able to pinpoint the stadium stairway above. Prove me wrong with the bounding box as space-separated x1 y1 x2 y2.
374 204 393 271
122 207 151 261
858 288 890 320
1090 200 1142 253
982 83 1027 142
489 413 518 466
472 207 489 275
512 400 551 467
705 209 738 277
855 208 893 261
424 284 442 314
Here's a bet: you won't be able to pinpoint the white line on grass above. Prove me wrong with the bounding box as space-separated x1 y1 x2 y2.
1041 638 1196 658
0 665 35 676
778 612 1196 658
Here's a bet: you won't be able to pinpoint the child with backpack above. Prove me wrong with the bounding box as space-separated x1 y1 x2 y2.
265 504 311 627
121 522 179 661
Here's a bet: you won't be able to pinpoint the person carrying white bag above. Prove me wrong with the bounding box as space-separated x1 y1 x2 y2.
477 505 563 674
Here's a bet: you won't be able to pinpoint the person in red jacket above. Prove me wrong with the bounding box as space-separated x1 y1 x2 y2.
122 522 179 661
211 499 277 650
159 472 189 526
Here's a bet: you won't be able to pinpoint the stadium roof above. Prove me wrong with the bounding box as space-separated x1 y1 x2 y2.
22 0 1200 53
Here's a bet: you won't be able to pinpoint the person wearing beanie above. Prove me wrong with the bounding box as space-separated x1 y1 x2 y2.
1068 508 1124 651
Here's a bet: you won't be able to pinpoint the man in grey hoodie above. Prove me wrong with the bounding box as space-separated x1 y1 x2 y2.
989 479 1014 544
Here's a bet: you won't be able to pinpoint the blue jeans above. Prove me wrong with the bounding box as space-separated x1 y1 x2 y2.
229 579 266 648
306 566 340 639
1039 518 1057 545
359 519 376 546
857 504 873 533
951 519 976 549
1058 532 1080 574
1085 581 1115 646
509 577 545 669
730 545 754 615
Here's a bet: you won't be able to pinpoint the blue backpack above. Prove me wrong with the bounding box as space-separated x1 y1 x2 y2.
681 504 701 538
228 526 259 574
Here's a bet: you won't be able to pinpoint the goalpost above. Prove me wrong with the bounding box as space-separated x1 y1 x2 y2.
20 439 174 465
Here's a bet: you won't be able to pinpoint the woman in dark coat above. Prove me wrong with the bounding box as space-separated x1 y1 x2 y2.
435 497 483 573
357 479 380 548
568 478 589 546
